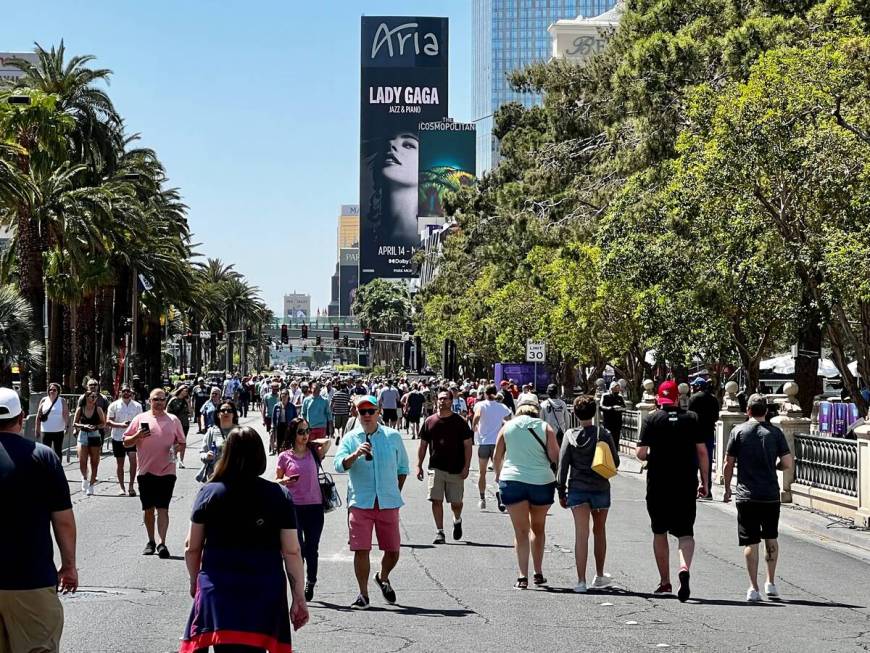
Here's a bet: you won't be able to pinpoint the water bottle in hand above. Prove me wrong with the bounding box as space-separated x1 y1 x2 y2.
364 432 373 461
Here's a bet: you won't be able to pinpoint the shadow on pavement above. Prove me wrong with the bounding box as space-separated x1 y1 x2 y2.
400 544 436 550
459 541 514 549
779 599 865 609
315 601 476 617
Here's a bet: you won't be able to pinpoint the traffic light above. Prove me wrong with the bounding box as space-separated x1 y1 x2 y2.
217 329 224 341
343 335 349 347
333 325 339 341
245 326 253 340
281 324 288 344
363 328 371 346
301 324 308 339
316 335 322 346
185 330 193 343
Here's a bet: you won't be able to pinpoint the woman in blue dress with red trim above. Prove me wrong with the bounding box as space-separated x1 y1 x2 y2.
180 426 309 653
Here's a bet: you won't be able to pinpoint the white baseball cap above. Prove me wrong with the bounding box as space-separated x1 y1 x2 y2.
0 387 23 419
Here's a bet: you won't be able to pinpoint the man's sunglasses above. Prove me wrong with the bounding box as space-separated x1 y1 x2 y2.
358 408 378 416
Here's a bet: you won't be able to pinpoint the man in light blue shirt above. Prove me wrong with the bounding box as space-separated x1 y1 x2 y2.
334 395 409 610
302 382 332 440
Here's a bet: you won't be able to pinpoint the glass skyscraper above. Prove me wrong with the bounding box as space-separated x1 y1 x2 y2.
472 0 617 173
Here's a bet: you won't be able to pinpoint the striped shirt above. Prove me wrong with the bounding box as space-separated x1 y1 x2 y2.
330 390 351 416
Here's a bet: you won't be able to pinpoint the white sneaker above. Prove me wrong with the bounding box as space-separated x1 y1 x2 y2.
86 483 95 496
478 497 486 510
81 478 89 493
746 588 761 602
177 460 186 469
573 581 587 593
592 574 612 589
764 582 780 599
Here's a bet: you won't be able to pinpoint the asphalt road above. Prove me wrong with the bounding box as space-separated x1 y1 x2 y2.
56 415 870 653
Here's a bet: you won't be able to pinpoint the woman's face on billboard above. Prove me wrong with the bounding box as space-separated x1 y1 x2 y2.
381 133 419 187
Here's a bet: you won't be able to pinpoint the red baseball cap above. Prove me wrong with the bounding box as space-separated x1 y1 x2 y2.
657 380 679 406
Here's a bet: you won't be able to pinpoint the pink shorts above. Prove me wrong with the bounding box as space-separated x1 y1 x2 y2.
348 507 401 552
309 427 327 440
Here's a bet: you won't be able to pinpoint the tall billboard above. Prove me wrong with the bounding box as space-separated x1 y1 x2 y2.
418 120 476 217
359 16 449 284
0 52 38 84
339 248 359 316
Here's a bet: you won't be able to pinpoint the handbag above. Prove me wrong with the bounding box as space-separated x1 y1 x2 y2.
195 461 214 484
591 426 618 479
312 448 341 512
527 425 558 474
39 395 60 422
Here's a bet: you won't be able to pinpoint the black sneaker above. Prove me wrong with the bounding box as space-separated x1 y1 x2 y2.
495 491 506 513
678 569 691 602
452 519 463 541
304 581 315 602
156 543 170 559
350 593 370 610
374 572 396 604
143 541 156 555
433 531 446 544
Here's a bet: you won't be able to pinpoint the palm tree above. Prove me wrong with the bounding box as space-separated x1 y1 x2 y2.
195 258 240 367
0 284 43 387
2 44 121 392
220 277 263 373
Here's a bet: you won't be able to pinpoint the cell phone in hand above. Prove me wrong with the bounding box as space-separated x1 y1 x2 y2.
140 422 151 435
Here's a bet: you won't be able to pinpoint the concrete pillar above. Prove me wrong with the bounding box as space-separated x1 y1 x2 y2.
678 382 690 410
771 382 810 503
715 412 746 485
855 423 870 528
635 379 656 421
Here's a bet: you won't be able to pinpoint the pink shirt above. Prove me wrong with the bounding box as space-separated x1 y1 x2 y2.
123 412 186 476
276 448 321 505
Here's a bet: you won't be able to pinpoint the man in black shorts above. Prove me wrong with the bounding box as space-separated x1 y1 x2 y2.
723 394 793 602
378 380 401 429
637 380 708 602
123 388 186 558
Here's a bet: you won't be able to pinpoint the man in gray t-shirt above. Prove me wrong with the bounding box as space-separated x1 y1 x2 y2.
723 394 793 603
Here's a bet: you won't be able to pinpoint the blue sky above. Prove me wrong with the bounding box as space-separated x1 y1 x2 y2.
0 1 473 313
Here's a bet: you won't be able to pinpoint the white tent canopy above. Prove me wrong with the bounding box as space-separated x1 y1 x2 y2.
760 354 859 378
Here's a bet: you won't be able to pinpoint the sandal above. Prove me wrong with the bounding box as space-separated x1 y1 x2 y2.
533 573 547 586
514 577 528 590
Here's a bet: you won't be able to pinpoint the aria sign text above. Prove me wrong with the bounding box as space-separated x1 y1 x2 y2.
370 22 439 58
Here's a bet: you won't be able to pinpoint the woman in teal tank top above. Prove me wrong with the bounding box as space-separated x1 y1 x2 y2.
494 395 560 589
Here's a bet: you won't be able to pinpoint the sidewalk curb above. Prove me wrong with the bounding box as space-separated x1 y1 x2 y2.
616 452 870 565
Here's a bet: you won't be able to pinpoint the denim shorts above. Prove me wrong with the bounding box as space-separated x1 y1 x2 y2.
498 480 556 506
567 488 611 510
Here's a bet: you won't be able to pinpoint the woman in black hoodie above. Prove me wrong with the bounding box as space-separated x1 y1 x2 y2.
557 395 618 594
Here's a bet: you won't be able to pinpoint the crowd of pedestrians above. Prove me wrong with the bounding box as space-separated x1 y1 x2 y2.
0 370 799 652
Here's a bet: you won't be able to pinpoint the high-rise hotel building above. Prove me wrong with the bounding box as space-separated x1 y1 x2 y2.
472 0 617 173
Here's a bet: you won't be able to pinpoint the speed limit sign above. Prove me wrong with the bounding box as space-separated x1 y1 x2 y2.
526 340 546 362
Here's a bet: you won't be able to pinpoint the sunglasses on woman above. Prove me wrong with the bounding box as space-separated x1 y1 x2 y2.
358 408 377 416
297 428 310 435
219 408 234 414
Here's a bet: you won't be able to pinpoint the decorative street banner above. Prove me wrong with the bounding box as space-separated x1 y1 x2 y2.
339 248 359 316
359 16 449 283
418 120 476 218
